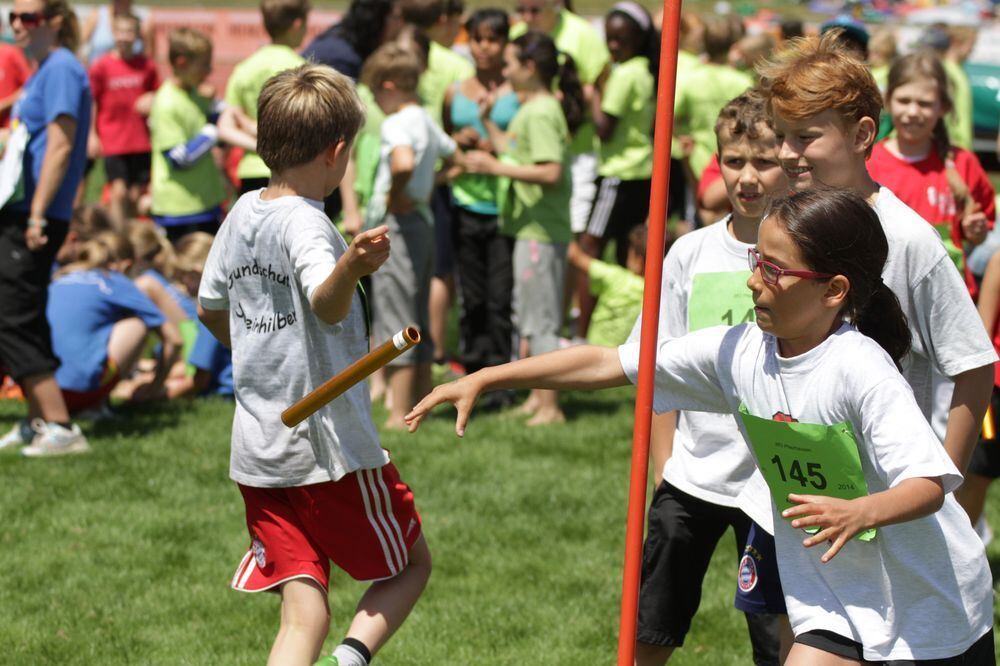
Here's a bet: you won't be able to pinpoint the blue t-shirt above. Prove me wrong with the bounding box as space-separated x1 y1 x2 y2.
145 268 197 319
188 320 233 396
10 48 91 221
48 269 165 391
302 27 362 81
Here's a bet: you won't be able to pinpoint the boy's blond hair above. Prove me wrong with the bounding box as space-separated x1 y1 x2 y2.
757 30 882 154
714 90 774 153
261 0 310 40
257 63 365 173
360 41 423 93
168 27 212 65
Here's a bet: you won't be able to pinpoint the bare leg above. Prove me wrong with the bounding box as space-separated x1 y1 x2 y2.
108 179 129 230
429 275 453 362
385 366 415 430
635 642 674 666
414 362 432 404
526 388 564 426
784 643 860 666
956 473 993 525
21 373 70 422
107 318 148 376
778 614 794 664
344 535 431 655
268 578 330 666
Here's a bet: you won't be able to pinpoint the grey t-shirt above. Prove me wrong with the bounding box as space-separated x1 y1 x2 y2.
200 191 388 487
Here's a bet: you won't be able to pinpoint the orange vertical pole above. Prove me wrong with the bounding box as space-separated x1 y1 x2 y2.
616 1 682 664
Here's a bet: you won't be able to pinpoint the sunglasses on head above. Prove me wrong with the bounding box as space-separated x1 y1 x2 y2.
9 11 47 28
748 247 834 286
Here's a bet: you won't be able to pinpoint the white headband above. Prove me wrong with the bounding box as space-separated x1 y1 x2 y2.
611 1 652 32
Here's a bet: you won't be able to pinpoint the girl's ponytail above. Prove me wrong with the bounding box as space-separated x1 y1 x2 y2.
853 279 912 370
556 52 585 133
770 186 912 370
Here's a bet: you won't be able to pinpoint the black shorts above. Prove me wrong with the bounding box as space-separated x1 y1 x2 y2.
734 520 787 615
968 388 1000 479
432 185 455 278
104 152 151 186
585 177 651 240
637 480 781 659
796 628 994 665
0 210 69 381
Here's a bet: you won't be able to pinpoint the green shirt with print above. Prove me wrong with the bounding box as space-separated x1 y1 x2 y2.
500 94 572 243
676 62 752 178
599 56 653 180
224 43 305 180
587 258 644 346
149 80 225 217
943 59 973 150
419 41 474 127
511 10 609 155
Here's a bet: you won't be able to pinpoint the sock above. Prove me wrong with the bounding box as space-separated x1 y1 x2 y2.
332 638 371 666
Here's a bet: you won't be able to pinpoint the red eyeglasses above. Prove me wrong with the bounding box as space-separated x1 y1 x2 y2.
9 11 47 28
748 247 834 286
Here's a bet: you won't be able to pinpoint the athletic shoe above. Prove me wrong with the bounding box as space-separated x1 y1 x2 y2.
0 419 33 451
21 420 91 457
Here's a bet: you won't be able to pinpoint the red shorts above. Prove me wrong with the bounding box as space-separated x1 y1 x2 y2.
232 462 421 593
61 360 120 412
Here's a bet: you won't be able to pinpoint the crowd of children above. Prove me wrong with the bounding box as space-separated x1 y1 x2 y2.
4 0 1000 664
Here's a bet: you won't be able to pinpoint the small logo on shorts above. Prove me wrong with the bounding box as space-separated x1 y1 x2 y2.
252 538 266 568
738 554 758 592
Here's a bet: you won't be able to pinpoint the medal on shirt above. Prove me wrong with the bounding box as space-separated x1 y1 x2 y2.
688 271 755 331
738 404 877 542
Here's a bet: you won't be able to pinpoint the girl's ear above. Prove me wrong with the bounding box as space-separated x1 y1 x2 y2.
823 275 850 310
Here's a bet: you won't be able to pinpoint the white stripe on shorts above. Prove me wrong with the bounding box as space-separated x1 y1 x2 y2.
372 467 409 569
586 177 621 238
236 553 257 590
364 468 406 573
358 469 400 576
231 550 254 589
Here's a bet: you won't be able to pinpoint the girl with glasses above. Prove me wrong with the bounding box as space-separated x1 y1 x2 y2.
406 186 994 664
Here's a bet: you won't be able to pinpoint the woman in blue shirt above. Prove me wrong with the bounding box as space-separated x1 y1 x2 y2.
0 0 94 456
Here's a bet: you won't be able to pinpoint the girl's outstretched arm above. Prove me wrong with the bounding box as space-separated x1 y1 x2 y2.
405 345 629 436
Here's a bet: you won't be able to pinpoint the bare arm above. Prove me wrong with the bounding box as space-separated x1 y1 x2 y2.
590 85 618 142
406 345 629 436
977 250 1000 331
783 477 944 563
650 411 677 487
27 115 77 249
198 305 231 349
566 240 593 273
217 106 258 152
134 91 155 118
132 273 190 325
944 364 994 473
310 226 390 325
387 145 416 214
464 149 561 186
340 156 363 236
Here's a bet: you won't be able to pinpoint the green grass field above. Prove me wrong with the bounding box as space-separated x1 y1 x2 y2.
1 387 1000 664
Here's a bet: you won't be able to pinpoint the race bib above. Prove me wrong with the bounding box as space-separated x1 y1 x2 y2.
688 271 755 331
738 404 876 542
933 222 965 274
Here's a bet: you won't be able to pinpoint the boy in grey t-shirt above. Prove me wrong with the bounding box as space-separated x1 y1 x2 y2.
198 63 430 666
361 41 458 430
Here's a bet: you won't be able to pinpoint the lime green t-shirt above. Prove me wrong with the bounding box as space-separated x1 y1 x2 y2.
224 44 305 180
419 41 474 127
511 10 610 155
149 80 225 217
676 62 753 178
599 56 654 180
354 83 385 210
500 95 572 243
671 49 701 160
943 59 973 150
587 259 644 346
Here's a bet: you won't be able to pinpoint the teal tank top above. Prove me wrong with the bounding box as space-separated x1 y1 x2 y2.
450 86 519 216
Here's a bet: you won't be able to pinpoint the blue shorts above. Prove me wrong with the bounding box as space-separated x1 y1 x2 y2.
734 521 787 615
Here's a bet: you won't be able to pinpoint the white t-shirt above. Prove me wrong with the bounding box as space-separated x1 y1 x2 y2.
199 191 388 487
738 187 998 529
626 217 756 506
369 103 456 225
618 324 992 661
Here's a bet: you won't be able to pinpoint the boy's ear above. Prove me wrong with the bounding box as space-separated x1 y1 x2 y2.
823 275 850 310
326 139 350 165
852 116 877 155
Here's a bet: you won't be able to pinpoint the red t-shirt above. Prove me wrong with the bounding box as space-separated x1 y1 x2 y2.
867 141 996 299
697 153 722 203
89 52 159 155
0 44 31 128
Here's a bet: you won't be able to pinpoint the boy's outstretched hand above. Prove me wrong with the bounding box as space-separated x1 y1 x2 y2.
344 225 391 279
405 375 484 437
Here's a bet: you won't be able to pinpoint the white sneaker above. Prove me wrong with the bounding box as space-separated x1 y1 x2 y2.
21 420 91 457
0 420 31 451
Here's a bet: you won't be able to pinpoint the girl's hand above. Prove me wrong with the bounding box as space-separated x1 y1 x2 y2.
781 493 873 563
405 375 484 436
453 126 481 150
962 206 989 246
24 218 48 251
463 150 499 175
477 85 498 119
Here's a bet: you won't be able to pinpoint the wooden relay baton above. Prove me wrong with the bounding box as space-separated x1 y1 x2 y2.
281 326 421 428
